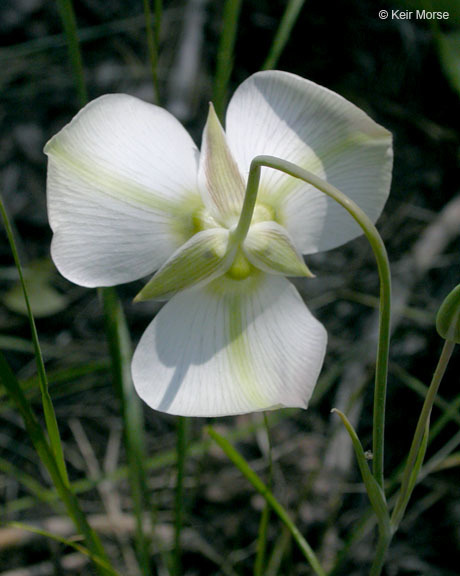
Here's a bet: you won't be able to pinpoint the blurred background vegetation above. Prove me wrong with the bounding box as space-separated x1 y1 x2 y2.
1 0 459 574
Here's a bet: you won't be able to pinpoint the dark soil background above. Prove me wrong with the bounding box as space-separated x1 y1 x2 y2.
1 0 459 574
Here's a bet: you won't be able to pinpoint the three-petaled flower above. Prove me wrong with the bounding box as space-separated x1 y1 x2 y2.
45 71 392 417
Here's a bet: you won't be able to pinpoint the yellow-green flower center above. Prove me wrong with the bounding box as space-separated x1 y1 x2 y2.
226 249 253 279
190 202 277 281
251 202 275 224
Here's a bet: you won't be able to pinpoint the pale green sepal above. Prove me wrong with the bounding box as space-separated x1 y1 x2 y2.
332 409 391 536
436 283 460 343
198 103 245 222
243 221 314 278
134 228 233 302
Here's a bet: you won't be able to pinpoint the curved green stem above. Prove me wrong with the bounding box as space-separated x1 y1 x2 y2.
231 163 261 246
236 155 391 490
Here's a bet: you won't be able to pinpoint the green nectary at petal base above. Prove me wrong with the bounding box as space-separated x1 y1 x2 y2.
226 249 255 280
185 196 308 285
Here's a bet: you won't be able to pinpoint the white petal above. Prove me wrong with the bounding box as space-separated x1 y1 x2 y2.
132 275 327 416
226 71 393 253
45 94 201 287
198 104 245 224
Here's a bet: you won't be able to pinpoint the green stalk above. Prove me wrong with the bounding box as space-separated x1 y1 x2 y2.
253 413 273 576
391 363 460 442
332 410 390 535
153 0 162 51
369 529 392 576
0 457 54 507
234 155 391 490
143 0 161 103
55 0 87 106
369 339 455 575
262 0 306 70
2 160 111 575
0 198 68 485
6 522 122 576
207 426 326 576
55 2 152 572
174 416 188 576
8 412 284 516
0 352 111 575
102 288 151 575
391 339 456 530
212 0 242 120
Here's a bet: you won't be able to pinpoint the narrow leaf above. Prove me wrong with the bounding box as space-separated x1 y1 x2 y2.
7 522 122 576
55 0 87 106
407 419 430 497
0 352 112 574
332 409 390 535
143 0 161 103
0 198 68 485
213 0 242 119
254 413 273 576
174 416 188 576
207 426 326 576
263 0 306 70
102 287 152 574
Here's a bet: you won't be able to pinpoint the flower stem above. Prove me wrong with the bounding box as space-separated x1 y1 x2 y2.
0 202 111 576
55 4 153 572
238 155 391 490
369 338 455 576
143 0 161 104
231 163 261 246
391 338 456 531
55 0 87 107
369 529 392 576
262 0 306 70
101 287 152 575
0 198 68 485
254 413 273 576
213 0 242 120
174 416 188 576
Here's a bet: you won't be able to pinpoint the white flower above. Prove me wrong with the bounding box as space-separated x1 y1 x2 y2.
45 71 393 417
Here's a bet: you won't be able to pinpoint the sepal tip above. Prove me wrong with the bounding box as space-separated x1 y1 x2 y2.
436 283 460 343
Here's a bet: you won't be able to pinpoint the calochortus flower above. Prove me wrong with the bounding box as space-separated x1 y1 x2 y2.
45 71 392 417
